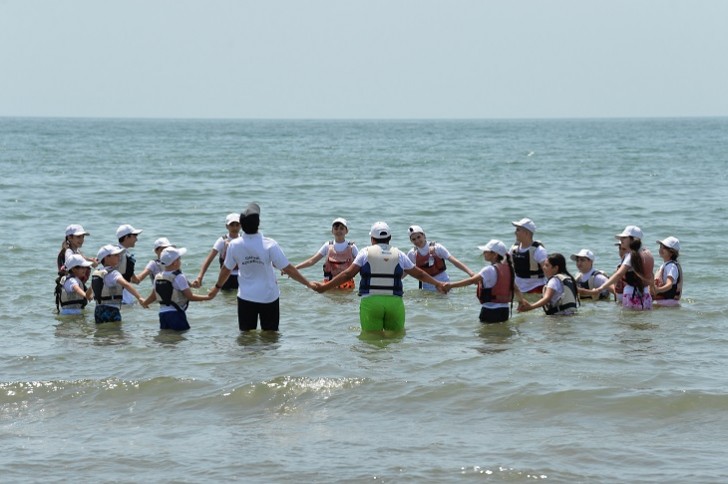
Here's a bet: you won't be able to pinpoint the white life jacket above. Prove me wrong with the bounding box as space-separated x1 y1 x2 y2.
543 274 578 315
358 245 404 296
154 271 189 311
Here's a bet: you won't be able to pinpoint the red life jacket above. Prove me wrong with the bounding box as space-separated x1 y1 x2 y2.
414 242 447 276
476 262 513 304
323 241 355 279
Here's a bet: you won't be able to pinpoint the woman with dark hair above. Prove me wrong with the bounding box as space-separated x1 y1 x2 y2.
445 239 514 324
588 225 655 310
517 253 578 316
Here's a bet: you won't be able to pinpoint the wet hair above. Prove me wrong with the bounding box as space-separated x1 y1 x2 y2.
241 214 260 234
627 239 651 289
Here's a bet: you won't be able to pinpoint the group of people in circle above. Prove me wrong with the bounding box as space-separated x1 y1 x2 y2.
55 203 683 335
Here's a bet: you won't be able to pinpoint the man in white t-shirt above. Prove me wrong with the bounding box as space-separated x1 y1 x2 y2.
209 203 315 332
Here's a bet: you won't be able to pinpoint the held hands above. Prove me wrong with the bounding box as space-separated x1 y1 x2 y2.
436 282 449 294
190 277 202 288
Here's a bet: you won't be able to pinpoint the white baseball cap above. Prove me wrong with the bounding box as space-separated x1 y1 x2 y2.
153 237 172 250
160 247 187 266
242 202 260 218
116 224 143 239
332 217 348 228
512 218 536 233
570 249 595 261
657 236 680 253
369 221 391 239
226 213 240 225
477 239 507 257
65 254 93 270
615 225 643 239
408 225 425 236
97 244 124 263
65 224 90 237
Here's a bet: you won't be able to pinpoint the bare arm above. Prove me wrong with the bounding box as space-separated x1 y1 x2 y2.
404 266 448 293
117 277 145 303
445 273 482 290
192 249 219 288
294 252 324 270
208 265 232 298
315 264 360 292
446 255 475 277
181 287 213 302
281 264 315 289
518 287 555 312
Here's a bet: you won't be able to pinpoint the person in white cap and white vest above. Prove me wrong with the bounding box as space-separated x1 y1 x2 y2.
314 221 448 334
570 249 609 300
445 239 515 324
587 225 655 310
653 236 682 306
509 218 547 296
135 237 173 284
192 213 242 291
92 244 146 324
115 224 143 304
405 224 474 291
57 224 97 274
142 247 214 331
209 203 317 332
293 217 359 290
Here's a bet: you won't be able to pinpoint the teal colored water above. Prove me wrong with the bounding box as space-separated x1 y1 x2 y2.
1 117 728 482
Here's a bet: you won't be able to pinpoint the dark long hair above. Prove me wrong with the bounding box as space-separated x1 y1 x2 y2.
627 238 650 289
496 252 516 304
547 253 578 293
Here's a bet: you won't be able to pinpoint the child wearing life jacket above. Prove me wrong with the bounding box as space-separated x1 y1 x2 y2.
293 217 359 290
444 239 514 324
57 224 97 277
517 253 578 316
192 213 241 290
135 237 173 284
115 224 144 305
142 247 213 331
55 254 94 315
405 225 475 291
570 249 609 301
92 244 146 324
589 225 655 310
653 236 682 307
509 218 548 297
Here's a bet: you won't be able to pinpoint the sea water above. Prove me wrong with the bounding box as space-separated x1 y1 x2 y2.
1 117 727 482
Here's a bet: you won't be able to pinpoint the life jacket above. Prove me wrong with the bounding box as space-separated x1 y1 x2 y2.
217 234 239 270
511 241 545 279
476 262 513 304
323 241 355 280
358 245 404 297
91 268 123 305
622 249 654 291
414 242 447 277
654 260 682 300
577 270 609 300
54 275 88 312
614 263 625 295
543 274 578 315
154 271 189 312
119 250 136 282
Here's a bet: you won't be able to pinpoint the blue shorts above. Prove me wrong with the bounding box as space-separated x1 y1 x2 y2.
159 311 190 331
95 305 121 324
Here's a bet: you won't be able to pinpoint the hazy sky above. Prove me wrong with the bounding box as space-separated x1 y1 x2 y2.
2 0 727 119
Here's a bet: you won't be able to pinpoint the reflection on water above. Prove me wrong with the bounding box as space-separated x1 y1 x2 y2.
93 322 129 346
236 330 281 352
54 313 95 340
476 322 518 355
356 330 406 348
154 330 188 346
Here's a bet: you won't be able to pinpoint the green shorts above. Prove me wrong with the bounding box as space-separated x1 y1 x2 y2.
359 295 405 333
